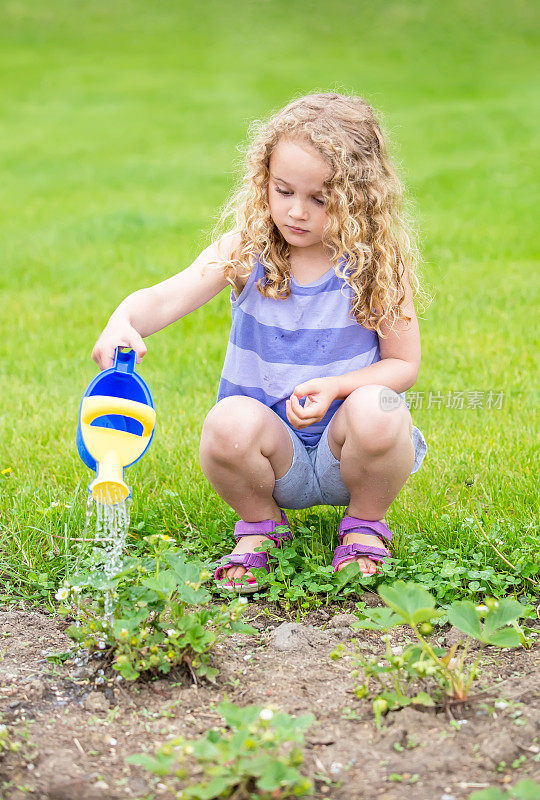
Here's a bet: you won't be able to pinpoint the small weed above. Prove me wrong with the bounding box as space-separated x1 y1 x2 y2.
341 706 361 721
511 755 527 769
0 724 21 755
129 701 315 799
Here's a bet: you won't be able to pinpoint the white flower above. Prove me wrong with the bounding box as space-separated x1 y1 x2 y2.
494 701 508 710
55 587 69 601
167 629 178 638
259 708 274 721
238 597 248 606
71 585 81 594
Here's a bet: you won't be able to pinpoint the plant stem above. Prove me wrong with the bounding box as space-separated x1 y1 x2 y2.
464 647 485 695
411 626 448 672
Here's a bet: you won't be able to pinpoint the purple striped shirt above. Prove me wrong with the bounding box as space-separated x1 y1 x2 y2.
217 255 395 446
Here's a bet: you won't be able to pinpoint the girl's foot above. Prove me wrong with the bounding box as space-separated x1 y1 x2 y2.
335 516 389 574
224 532 278 583
216 511 288 588
335 530 385 573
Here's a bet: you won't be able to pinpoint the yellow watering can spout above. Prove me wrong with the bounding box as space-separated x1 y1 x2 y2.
80 395 156 504
90 450 130 504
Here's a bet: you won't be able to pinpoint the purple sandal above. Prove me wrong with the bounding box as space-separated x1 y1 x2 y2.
332 516 392 575
214 510 292 594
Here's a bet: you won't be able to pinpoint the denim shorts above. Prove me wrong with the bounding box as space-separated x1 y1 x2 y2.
272 418 427 511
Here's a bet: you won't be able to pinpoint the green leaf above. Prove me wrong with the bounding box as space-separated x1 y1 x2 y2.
196 775 232 798
512 779 540 800
483 598 524 637
65 624 85 642
352 606 403 631
485 627 523 648
175 584 210 604
229 620 258 635
447 600 484 641
411 691 435 707
112 611 147 637
192 738 220 761
333 559 360 590
127 752 175 775
141 570 179 596
217 701 260 729
257 760 300 792
378 581 441 626
467 789 507 800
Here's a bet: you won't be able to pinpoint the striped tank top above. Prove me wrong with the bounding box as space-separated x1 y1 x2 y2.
217 255 402 447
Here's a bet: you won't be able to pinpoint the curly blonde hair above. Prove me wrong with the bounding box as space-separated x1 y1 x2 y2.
211 91 430 336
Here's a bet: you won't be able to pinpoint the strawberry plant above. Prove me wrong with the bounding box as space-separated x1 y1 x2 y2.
60 535 255 681
331 580 531 726
129 701 315 799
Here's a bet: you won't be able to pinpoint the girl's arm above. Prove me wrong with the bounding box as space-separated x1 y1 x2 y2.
335 270 421 398
92 233 239 370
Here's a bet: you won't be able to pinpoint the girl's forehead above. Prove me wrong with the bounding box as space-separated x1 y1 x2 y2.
269 139 330 189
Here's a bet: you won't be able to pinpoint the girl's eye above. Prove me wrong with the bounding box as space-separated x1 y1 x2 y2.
276 186 325 205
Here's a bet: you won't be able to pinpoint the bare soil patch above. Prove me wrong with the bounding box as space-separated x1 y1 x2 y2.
1 604 538 799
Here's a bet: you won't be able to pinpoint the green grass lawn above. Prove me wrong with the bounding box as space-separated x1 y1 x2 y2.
0 0 538 605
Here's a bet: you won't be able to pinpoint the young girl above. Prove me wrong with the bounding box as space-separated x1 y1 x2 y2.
92 92 429 594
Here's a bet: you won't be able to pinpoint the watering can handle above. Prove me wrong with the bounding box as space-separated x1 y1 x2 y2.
113 348 137 375
80 396 156 437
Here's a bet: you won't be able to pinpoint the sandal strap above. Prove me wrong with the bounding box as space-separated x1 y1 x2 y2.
215 510 292 584
234 510 292 546
215 551 270 571
334 543 390 561
214 550 272 582
338 516 392 545
332 543 391 572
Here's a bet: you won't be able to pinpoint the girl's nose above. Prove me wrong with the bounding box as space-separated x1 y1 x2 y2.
289 199 308 220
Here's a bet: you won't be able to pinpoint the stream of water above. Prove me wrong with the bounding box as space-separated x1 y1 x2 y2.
84 490 132 618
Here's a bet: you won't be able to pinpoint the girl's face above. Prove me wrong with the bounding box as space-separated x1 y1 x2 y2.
268 138 331 255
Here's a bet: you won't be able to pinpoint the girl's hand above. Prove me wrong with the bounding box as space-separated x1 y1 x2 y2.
286 376 340 430
91 323 147 371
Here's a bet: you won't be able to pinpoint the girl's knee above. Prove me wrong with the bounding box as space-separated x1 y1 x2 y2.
342 385 412 454
200 396 267 458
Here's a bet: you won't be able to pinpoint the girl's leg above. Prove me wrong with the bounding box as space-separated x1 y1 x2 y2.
327 385 415 573
199 396 294 582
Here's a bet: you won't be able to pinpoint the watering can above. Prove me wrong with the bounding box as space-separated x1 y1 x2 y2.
76 348 156 504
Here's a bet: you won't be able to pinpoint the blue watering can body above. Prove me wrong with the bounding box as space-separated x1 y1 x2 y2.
76 348 155 501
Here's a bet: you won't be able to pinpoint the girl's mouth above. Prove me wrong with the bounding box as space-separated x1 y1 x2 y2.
286 225 308 234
